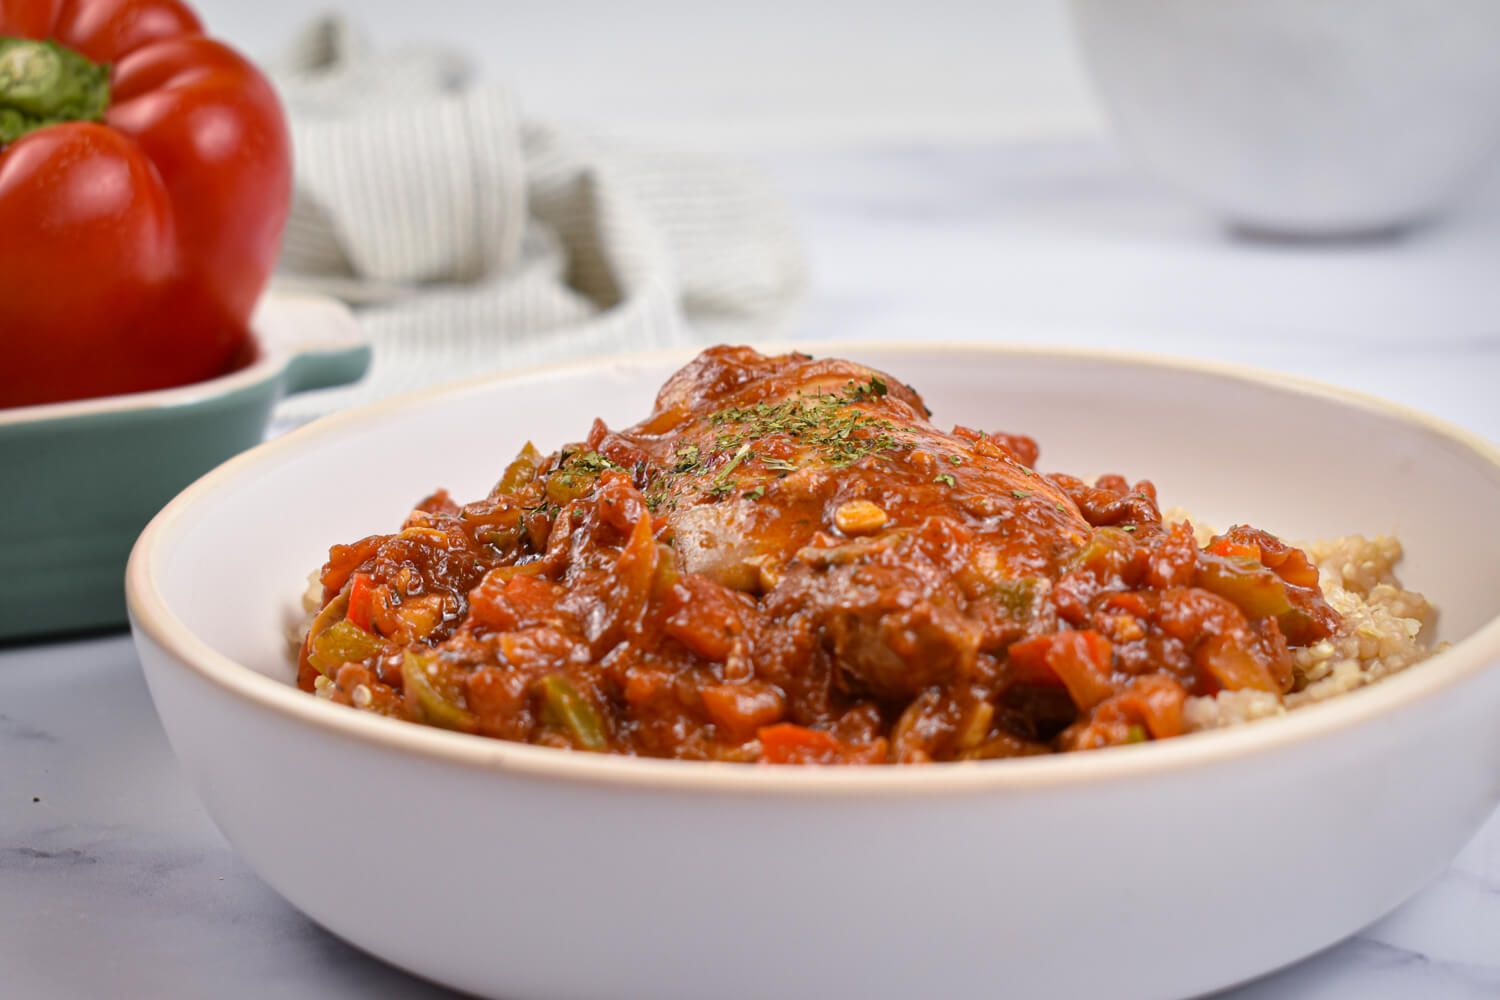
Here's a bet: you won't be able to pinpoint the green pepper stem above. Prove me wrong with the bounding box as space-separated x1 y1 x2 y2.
0 37 110 145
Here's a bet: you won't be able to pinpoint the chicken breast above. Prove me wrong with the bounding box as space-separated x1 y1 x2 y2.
594 346 1092 700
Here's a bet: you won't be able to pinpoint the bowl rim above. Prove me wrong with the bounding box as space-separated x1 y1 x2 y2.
0 291 333 428
126 341 1500 796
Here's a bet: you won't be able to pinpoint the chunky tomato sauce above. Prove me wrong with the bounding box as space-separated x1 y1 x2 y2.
298 347 1338 763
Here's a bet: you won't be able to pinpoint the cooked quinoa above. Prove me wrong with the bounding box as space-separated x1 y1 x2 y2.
1182 532 1439 731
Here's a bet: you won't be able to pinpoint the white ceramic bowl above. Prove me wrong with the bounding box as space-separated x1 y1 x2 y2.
1069 0 1500 237
126 345 1500 1000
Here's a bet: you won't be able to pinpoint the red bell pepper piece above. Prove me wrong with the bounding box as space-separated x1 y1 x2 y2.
347 573 375 632
1207 538 1262 561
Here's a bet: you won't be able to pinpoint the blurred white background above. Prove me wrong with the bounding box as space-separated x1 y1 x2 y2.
196 0 1104 148
199 0 1500 444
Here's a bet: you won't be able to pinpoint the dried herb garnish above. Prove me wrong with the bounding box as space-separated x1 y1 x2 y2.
707 380 905 472
707 442 754 498
549 450 620 495
644 489 675 514
571 452 615 473
648 378 910 510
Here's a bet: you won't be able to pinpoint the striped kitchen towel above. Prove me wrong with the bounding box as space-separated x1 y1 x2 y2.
269 16 807 423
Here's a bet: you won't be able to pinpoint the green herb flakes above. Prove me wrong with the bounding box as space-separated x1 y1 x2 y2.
573 451 614 473
706 382 905 471
672 444 701 473
708 442 754 498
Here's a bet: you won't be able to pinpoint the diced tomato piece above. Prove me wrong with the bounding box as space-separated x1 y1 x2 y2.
1115 674 1188 740
1006 630 1116 711
702 683 785 741
758 723 844 765
623 666 670 707
1047 631 1116 711
1102 591 1152 618
664 575 747 662
1063 673 1188 750
469 572 563 631
1006 634 1062 685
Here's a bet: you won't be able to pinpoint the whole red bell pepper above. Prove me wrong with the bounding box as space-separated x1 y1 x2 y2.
0 0 291 407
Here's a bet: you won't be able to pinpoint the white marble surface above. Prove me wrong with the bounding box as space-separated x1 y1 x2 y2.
6 4 1500 987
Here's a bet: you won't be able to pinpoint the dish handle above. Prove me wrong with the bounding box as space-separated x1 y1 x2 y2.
252 292 373 397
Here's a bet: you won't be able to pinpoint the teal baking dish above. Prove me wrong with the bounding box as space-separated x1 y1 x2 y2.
0 292 368 641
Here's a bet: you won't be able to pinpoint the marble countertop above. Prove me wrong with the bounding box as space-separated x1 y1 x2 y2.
4 137 1499 998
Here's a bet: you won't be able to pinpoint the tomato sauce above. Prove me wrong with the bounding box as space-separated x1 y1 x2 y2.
298 347 1338 763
